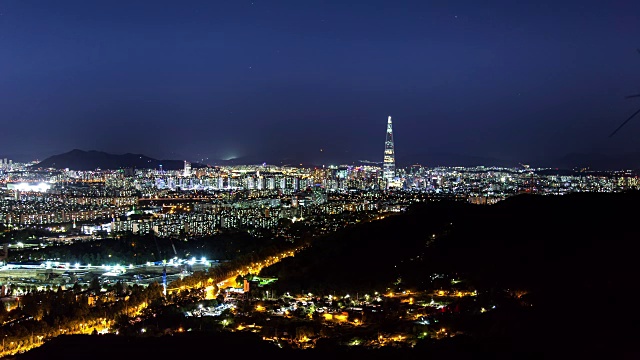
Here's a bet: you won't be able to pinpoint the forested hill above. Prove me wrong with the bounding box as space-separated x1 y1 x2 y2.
259 191 640 356
259 199 473 294
14 231 284 265
263 191 640 294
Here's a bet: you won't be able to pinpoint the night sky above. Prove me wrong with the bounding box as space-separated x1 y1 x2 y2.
1 1 640 167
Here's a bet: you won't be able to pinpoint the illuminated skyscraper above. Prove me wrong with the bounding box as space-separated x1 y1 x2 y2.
183 161 191 177
383 115 396 184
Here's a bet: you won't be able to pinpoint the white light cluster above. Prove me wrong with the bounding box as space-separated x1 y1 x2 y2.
8 182 51 192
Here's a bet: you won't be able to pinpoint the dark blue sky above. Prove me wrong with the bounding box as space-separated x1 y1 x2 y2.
1 0 640 167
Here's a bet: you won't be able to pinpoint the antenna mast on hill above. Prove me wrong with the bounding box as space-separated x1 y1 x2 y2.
608 49 640 137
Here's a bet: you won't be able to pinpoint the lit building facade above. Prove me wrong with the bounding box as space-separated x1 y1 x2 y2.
383 116 396 186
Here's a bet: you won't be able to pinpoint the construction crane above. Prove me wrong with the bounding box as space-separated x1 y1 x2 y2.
0 244 8 262
151 232 177 297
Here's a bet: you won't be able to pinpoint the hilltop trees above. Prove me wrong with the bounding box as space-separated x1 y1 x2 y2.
0 280 174 356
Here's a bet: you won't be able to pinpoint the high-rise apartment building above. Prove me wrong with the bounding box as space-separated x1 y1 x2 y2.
183 161 191 177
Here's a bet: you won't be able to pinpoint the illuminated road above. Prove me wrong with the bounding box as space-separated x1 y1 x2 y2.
1 257 216 273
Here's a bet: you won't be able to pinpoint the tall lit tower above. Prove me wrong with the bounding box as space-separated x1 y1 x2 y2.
183 161 191 177
383 115 396 184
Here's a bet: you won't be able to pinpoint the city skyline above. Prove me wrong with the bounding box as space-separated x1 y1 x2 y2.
2 2 638 354
2 1 640 168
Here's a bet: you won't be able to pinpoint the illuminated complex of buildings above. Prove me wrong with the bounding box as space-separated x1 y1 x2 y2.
1 153 639 236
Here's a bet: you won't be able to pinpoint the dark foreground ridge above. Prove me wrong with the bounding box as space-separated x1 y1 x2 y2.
9 331 537 360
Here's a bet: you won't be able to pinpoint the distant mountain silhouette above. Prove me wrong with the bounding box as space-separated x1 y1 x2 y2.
400 151 516 168
400 151 640 170
32 149 207 171
210 151 516 169
540 152 640 171
211 155 322 168
30 149 640 171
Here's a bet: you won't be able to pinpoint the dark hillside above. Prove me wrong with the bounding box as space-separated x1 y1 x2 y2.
264 191 640 294
260 200 474 294
262 192 640 356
